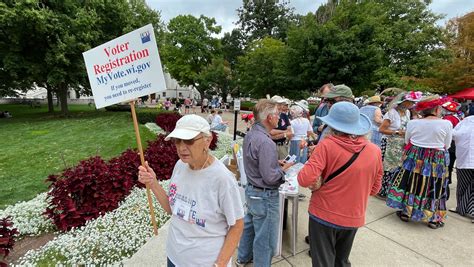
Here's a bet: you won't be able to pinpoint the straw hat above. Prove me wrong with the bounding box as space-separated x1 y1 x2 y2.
366 95 383 104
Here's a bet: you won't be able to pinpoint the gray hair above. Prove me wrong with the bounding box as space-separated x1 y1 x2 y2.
327 127 368 139
253 99 278 122
290 105 304 118
319 83 334 93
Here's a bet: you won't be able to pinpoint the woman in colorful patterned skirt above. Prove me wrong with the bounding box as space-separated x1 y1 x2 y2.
377 91 422 198
386 95 453 229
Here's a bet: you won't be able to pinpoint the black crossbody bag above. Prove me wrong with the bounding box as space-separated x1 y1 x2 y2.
321 145 367 186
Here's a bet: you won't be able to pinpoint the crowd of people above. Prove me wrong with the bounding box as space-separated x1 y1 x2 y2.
137 84 473 267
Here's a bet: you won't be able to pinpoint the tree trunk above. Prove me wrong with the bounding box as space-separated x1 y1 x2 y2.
57 84 69 116
46 87 54 113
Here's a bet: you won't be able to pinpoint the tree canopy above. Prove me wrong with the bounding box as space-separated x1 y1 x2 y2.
0 0 163 114
160 15 222 99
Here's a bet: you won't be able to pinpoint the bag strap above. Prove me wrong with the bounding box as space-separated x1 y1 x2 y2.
323 145 366 185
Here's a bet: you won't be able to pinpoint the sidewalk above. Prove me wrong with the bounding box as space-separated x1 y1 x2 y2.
125 110 473 266
272 175 473 266
124 171 473 267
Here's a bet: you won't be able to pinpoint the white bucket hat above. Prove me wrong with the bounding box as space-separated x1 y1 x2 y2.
165 114 211 141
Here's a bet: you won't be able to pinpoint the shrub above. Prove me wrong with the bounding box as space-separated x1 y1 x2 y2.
144 135 179 181
210 131 218 150
108 149 144 189
308 104 317 115
155 112 182 133
44 157 135 231
240 101 255 111
0 216 19 265
104 104 131 112
136 109 176 124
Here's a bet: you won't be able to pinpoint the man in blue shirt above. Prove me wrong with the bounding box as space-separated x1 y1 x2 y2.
312 83 334 133
237 99 294 266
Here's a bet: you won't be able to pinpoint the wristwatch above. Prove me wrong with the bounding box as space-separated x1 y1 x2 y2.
393 130 400 136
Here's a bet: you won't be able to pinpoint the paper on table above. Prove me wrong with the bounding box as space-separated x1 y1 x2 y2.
280 163 305 194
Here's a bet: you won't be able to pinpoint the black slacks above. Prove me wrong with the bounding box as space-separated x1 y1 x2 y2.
309 217 358 267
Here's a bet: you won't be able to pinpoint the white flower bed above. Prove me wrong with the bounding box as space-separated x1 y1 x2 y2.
0 192 55 236
211 131 243 159
6 124 241 265
144 122 166 135
18 182 171 266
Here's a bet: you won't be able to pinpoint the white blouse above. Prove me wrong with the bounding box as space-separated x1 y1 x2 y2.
453 116 474 169
405 119 452 149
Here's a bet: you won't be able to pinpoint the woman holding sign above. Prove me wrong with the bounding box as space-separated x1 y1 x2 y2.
138 114 244 267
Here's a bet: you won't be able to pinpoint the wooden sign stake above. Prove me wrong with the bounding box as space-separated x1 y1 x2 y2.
130 101 158 235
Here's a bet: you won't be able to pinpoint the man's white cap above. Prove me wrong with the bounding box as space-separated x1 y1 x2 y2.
271 95 286 103
165 114 211 141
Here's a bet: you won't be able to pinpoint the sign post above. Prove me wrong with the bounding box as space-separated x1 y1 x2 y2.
83 24 166 235
233 99 241 141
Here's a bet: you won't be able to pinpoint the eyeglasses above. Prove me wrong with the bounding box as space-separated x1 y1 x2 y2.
171 136 204 146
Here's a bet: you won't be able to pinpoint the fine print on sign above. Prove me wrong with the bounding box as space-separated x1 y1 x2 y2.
83 24 166 109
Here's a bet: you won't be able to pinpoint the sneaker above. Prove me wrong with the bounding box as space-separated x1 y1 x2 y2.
235 259 252 266
305 235 310 244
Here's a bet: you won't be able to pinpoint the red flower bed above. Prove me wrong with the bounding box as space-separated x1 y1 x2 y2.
0 216 19 266
210 131 218 150
155 112 182 133
44 157 136 231
108 149 144 189
144 134 179 181
43 113 220 231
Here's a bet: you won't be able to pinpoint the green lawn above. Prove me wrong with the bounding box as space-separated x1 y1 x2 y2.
0 104 157 208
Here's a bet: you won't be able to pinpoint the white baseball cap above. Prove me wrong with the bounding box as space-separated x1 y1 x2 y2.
165 114 211 141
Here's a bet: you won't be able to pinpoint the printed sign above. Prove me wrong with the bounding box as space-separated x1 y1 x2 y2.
234 99 241 111
83 24 166 109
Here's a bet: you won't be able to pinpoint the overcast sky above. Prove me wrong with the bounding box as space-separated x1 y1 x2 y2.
146 0 474 34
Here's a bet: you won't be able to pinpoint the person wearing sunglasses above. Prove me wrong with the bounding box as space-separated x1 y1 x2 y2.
312 83 333 134
138 114 244 267
316 84 355 143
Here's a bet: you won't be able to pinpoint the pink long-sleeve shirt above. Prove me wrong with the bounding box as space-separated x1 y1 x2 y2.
298 135 383 227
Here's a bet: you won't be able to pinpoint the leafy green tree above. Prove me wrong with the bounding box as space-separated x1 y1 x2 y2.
0 0 163 114
284 0 447 95
236 0 296 43
236 37 290 98
414 11 474 93
160 15 221 100
286 5 385 95
221 29 246 68
199 58 233 99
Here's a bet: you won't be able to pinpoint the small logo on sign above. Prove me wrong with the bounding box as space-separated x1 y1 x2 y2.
140 31 151 43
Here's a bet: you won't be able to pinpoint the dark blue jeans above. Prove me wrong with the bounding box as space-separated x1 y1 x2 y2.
237 185 280 266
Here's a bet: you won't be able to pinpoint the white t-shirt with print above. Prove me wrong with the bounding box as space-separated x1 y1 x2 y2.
290 118 312 140
166 158 244 267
